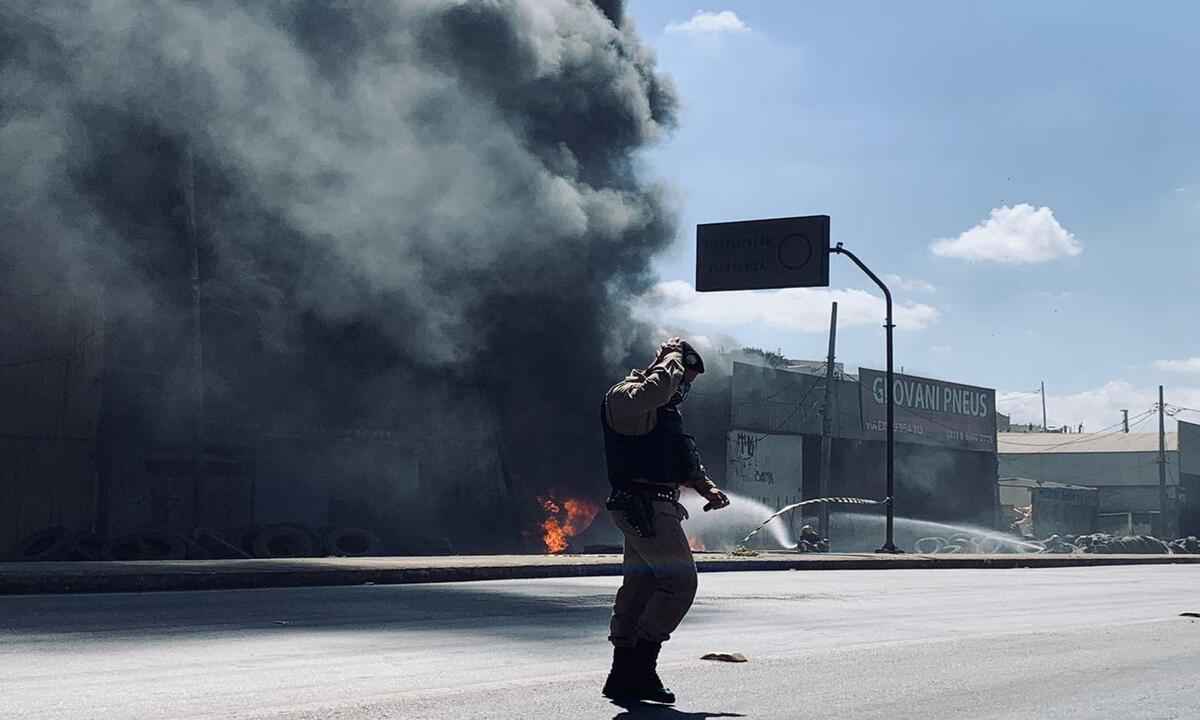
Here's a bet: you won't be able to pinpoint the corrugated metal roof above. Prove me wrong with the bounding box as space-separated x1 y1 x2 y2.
998 432 1178 454
997 477 1097 491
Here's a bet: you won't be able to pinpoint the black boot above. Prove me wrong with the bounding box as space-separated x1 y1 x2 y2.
631 640 676 704
602 645 637 700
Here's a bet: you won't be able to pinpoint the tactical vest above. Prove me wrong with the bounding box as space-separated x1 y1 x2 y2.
601 400 686 489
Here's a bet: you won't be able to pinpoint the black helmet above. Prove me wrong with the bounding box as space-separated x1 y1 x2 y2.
679 341 705 374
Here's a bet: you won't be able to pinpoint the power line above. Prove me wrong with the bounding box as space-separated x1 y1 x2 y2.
995 390 1043 404
755 376 825 440
998 410 1156 450
732 361 833 408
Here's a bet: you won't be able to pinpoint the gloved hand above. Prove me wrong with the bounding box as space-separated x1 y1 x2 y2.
701 487 730 512
654 337 685 364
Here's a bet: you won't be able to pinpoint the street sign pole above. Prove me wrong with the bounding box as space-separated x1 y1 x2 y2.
696 216 900 553
830 243 900 553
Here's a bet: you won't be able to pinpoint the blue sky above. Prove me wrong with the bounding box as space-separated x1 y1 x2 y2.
626 1 1200 431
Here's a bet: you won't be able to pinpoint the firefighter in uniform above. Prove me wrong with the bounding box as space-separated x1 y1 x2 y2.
600 337 730 704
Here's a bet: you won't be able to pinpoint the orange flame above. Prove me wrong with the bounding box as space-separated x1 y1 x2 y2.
688 536 706 552
538 496 600 554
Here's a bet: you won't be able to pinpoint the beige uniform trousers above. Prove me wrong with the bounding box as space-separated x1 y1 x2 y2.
608 500 698 647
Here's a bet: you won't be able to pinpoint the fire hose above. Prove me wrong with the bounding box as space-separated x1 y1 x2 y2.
738 496 890 546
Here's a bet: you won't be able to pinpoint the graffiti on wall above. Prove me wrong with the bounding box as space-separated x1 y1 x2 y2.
726 430 801 491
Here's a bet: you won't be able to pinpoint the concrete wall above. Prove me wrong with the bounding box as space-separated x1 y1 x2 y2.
725 430 803 502
0 291 104 556
999 451 1178 488
692 363 998 526
1096 485 1181 513
802 438 998 526
1180 420 1200 476
1179 421 1200 535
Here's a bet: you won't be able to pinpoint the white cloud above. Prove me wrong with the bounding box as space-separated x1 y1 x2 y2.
997 381 1200 433
931 204 1082 264
1155 358 1200 374
637 280 939 334
884 274 936 293
665 10 750 35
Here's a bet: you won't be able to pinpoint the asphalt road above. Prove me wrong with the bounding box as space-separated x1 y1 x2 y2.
3 566 1198 720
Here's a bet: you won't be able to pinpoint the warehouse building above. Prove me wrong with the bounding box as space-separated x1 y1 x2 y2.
691 360 1000 534
998 432 1182 537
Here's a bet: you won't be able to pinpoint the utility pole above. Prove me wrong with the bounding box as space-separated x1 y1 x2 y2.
184 143 204 531
1041 381 1048 432
1122 409 1130 433
818 302 838 540
1159 385 1168 538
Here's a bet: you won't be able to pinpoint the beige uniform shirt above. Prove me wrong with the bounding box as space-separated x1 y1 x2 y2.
604 351 717 494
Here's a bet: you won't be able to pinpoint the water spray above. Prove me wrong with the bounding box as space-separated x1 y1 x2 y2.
738 496 889 546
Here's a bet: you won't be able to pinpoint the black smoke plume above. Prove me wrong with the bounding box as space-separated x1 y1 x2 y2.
1 1 677 551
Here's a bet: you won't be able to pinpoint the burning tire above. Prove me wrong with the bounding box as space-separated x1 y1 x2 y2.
15 526 73 561
251 523 318 558
105 531 188 561
913 537 946 554
322 527 381 557
192 527 251 559
65 532 109 561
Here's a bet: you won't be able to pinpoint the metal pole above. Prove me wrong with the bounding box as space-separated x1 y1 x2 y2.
1041 381 1048 432
1122 409 1129 433
1159 385 1168 538
830 244 900 553
818 303 838 540
184 144 204 530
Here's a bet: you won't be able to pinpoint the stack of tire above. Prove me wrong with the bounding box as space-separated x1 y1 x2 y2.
240 525 382 558
1074 533 1171 554
1169 536 1200 554
1039 534 1078 554
10 525 383 561
12 527 116 562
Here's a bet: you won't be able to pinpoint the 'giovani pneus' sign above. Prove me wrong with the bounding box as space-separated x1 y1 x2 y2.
859 368 997 452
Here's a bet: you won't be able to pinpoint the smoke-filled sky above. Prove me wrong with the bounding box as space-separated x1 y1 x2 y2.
7 0 1198 448
629 2 1200 433
1 0 687 540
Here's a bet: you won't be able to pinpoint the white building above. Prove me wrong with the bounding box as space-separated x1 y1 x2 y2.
998 432 1181 536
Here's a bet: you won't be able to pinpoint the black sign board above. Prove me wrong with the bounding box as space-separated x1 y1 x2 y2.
696 215 830 292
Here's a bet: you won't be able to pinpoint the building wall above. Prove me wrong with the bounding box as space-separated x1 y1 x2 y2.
1179 420 1200 535
727 362 998 526
999 451 1178 488
724 429 803 503
802 438 997 526
0 289 104 557
1096 485 1181 513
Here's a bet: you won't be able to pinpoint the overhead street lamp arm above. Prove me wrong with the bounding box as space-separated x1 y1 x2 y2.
831 243 894 327
830 242 900 553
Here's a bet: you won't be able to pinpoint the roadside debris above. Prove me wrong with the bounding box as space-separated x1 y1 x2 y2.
911 532 1200 555
701 653 748 663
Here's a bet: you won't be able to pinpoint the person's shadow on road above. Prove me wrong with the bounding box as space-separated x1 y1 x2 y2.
609 700 745 719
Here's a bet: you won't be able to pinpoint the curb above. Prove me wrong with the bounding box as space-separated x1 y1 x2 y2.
2 553 1199 596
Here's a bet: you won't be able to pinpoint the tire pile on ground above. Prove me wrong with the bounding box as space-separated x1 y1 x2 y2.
1071 533 1173 554
912 532 1200 555
1169 536 1200 554
8 525 383 562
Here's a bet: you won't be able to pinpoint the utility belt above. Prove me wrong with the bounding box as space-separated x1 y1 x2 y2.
605 484 681 539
